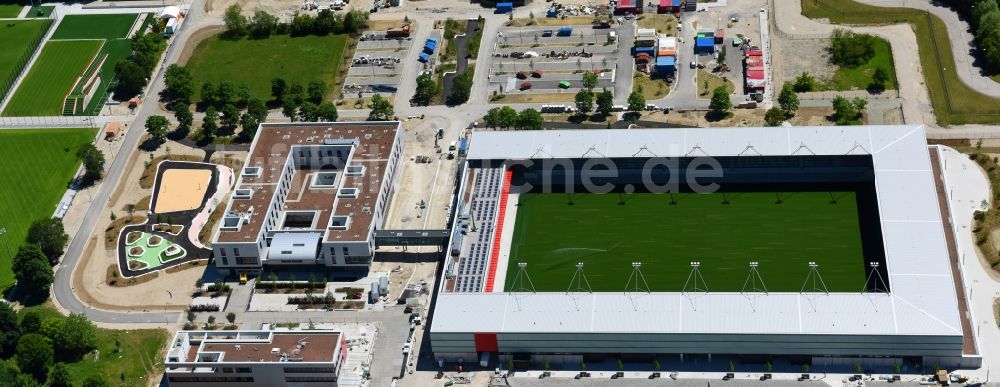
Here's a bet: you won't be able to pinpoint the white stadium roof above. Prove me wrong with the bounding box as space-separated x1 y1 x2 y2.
436 125 963 337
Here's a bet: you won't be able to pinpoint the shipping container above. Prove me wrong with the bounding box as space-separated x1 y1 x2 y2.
658 0 670 13
557 27 573 36
495 2 513 13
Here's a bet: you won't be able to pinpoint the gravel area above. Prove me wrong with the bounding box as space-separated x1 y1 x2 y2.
775 36 836 84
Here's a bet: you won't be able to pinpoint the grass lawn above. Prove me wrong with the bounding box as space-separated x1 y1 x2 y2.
79 38 133 114
637 13 677 35
506 192 867 292
442 19 468 64
2 40 102 116
634 74 671 99
697 68 735 97
823 35 898 91
0 19 49 95
0 129 95 290
802 0 1000 125
51 13 138 40
26 5 53 17
187 33 348 103
0 3 22 17
17 304 167 386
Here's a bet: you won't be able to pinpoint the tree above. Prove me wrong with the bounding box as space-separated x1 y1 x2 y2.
298 101 319 122
368 94 394 120
55 314 97 357
271 78 288 102
113 60 146 99
413 73 438 106
249 10 278 38
200 82 218 108
291 12 316 36
76 144 104 183
0 303 17 358
48 363 71 387
829 29 876 67
317 102 338 122
202 106 218 138
163 64 194 107
728 360 736 373
12 245 53 301
307 80 328 104
575 89 593 115
145 115 169 141
793 72 815 92
492 106 517 130
596 88 614 117
282 96 298 121
216 81 237 108
223 4 248 36
226 312 236 324
287 83 305 105
247 98 268 122
709 86 732 116
38 318 62 345
518 108 544 130
342 9 369 33
221 104 240 132
627 90 645 114
81 375 110 387
832 95 857 124
871 67 889 91
26 218 68 263
16 334 53 381
447 69 474 105
19 311 41 335
777 83 799 116
236 83 252 107
175 103 193 136
207 316 216 325
765 107 785 126
581 71 598 90
239 113 259 141
483 107 501 129
851 97 868 114
616 359 624 371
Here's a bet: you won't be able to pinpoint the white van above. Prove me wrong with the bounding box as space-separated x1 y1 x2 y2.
448 141 457 151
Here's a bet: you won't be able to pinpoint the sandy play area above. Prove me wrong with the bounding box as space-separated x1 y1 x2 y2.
154 169 212 213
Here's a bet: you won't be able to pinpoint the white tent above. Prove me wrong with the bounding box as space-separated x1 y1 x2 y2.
160 6 180 19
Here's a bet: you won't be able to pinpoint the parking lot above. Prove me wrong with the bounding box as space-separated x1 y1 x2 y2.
487 22 626 96
343 30 423 97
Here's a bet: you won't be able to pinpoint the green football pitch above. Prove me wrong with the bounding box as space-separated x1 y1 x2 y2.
0 128 96 291
505 192 868 292
51 13 138 40
0 20 50 95
1 40 102 116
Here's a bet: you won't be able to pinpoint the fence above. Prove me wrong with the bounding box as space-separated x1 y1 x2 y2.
0 15 55 104
0 115 99 129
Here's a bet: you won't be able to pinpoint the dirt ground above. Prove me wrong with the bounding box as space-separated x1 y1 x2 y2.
154 169 212 213
74 140 210 310
775 36 836 85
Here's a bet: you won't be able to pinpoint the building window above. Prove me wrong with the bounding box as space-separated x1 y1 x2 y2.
341 247 349 256
283 367 336 373
285 377 338 382
168 376 255 383
345 256 370 265
234 248 241 257
235 256 258 265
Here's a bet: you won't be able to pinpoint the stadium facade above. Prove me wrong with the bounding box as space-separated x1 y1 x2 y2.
429 125 981 368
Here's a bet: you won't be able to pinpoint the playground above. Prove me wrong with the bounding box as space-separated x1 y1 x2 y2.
124 231 186 271
154 169 212 213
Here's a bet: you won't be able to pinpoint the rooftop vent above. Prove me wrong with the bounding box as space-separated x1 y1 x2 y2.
346 165 365 176
242 167 261 177
329 215 350 231
234 188 253 199
338 188 359 198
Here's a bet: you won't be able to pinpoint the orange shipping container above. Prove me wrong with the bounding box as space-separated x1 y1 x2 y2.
658 49 677 57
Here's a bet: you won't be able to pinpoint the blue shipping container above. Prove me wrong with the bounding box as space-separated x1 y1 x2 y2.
496 2 513 13
423 45 435 54
634 46 654 56
547 8 558 17
656 56 676 66
426 37 437 44
458 138 469 155
418 52 429 62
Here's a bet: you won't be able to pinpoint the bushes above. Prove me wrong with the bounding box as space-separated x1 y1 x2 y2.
188 304 220 312
829 29 876 67
227 5 368 38
447 69 474 105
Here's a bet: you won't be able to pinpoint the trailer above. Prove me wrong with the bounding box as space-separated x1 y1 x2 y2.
495 2 513 14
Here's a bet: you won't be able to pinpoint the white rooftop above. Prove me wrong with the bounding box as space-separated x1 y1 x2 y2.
437 125 963 337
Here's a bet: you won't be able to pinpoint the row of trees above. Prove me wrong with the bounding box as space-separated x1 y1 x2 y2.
764 84 801 126
273 78 341 123
482 107 544 130
224 5 368 39
0 303 103 386
940 0 1000 72
9 218 68 304
114 32 168 100
447 69 474 106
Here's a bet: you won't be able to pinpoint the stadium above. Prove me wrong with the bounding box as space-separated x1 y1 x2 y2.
429 125 981 369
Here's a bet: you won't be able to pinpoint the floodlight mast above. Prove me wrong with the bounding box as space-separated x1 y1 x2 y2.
510 261 536 293
862 261 889 294
800 261 829 295
741 261 768 294
567 262 593 294
624 261 651 294
682 261 709 293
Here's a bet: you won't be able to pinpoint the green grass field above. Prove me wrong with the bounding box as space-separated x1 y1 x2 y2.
0 20 49 92
824 36 898 91
51 13 138 40
1 40 102 116
186 33 348 102
0 3 22 17
18 304 167 386
0 129 95 290
506 192 867 292
802 0 1000 125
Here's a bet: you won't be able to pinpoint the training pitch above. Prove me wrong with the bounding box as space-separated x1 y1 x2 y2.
51 13 138 40
0 128 95 290
505 192 868 292
2 40 102 116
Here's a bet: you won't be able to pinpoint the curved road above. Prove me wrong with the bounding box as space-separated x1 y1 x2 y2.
53 0 218 324
858 0 1000 98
